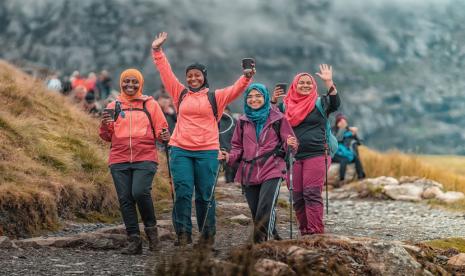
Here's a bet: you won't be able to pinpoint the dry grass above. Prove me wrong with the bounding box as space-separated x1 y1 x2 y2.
419 155 465 176
359 147 465 193
0 61 170 237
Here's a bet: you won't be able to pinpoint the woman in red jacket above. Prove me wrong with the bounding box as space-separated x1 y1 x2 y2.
99 69 169 254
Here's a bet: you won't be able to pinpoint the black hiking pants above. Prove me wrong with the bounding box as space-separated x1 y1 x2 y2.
243 178 281 243
332 155 365 180
110 161 158 236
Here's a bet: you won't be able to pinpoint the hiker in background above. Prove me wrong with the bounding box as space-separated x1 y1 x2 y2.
99 69 169 255
85 72 98 93
219 106 237 184
151 31 254 247
61 75 73 95
157 93 177 134
220 83 297 243
95 70 112 100
46 73 62 92
332 113 366 186
281 65 340 236
71 71 86 89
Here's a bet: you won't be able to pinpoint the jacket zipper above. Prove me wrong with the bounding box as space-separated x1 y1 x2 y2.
255 125 271 183
129 104 133 162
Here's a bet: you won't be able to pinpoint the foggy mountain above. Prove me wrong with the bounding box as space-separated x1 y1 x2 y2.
1 0 465 154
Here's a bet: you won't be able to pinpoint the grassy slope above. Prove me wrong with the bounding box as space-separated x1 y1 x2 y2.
0 61 171 237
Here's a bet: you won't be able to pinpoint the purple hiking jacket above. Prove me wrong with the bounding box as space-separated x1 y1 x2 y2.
228 108 297 185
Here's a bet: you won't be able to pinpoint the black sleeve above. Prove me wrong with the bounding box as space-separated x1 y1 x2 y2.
324 93 340 114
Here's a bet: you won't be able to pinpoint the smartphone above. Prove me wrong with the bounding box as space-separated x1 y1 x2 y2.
241 58 255 70
275 83 288 94
103 108 115 121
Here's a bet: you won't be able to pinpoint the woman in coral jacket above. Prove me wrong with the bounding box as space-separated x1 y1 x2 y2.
99 69 169 255
151 32 254 247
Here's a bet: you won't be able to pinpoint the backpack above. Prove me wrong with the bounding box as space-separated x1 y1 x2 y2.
315 97 339 158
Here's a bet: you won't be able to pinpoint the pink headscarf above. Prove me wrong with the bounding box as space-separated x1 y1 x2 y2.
283 73 318 127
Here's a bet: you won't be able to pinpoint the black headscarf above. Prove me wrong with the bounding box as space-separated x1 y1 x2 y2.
185 62 209 92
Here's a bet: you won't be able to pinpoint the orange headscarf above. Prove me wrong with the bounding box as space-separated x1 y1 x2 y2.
119 68 144 101
283 73 318 127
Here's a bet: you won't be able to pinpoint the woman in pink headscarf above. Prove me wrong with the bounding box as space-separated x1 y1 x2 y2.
272 65 340 236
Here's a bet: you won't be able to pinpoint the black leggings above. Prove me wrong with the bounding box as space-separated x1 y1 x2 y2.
243 178 281 243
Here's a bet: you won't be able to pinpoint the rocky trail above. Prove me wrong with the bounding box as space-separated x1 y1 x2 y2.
1 179 465 275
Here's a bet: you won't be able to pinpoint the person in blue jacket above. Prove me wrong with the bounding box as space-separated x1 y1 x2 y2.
332 113 366 185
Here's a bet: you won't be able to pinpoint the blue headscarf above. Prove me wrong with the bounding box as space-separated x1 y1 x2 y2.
244 83 271 139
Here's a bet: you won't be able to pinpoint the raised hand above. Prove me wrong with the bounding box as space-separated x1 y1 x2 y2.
315 64 334 89
152 32 168 51
243 67 256 79
271 86 285 104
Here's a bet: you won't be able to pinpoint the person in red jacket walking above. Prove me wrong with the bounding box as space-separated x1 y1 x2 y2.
99 69 169 254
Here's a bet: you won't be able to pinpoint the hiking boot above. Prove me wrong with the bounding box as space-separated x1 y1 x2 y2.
195 235 215 250
144 226 159 251
122 234 142 255
174 232 192 247
273 231 282 241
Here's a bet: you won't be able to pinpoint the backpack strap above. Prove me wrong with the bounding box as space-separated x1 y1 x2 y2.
207 91 218 121
142 100 157 144
120 100 157 145
315 97 326 118
176 88 189 114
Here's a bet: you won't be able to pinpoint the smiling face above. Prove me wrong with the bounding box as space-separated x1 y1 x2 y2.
296 74 314 95
186 69 205 89
121 76 140 96
246 89 265 110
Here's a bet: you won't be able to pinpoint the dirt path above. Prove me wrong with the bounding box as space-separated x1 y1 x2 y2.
1 181 464 275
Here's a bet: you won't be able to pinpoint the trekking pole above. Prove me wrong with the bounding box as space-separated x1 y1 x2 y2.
162 129 178 231
324 144 329 215
287 148 294 240
200 154 225 236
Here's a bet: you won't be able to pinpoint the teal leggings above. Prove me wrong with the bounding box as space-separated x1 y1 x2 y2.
169 146 219 238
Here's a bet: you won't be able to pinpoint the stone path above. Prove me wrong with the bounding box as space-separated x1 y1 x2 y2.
1 181 465 275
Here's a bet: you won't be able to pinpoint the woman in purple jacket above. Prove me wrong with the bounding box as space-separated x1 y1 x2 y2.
221 83 297 243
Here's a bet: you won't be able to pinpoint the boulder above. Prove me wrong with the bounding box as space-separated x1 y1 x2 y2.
254 258 295 276
0 236 14 249
383 184 423 201
363 176 399 189
448 253 465 267
422 186 444 199
436 191 465 203
229 214 251 225
327 163 357 186
15 236 82 248
364 240 422 274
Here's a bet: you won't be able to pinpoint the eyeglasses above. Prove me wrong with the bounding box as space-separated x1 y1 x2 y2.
247 94 264 100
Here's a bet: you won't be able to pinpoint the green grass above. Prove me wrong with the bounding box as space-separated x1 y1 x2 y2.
425 238 465 253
